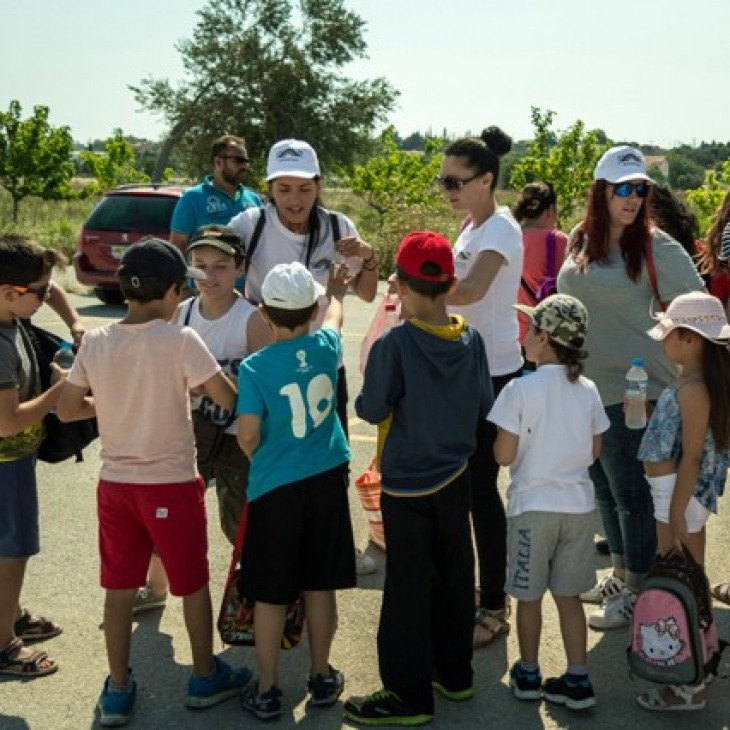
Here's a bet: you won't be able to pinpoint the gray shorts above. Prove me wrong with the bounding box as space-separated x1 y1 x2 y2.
506 510 597 602
0 454 40 558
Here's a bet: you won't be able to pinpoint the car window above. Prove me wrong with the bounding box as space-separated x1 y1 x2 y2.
85 195 178 233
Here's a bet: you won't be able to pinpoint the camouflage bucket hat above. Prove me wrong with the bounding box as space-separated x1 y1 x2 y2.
514 294 588 350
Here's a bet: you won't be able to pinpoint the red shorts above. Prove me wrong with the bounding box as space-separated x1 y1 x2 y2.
97 478 209 596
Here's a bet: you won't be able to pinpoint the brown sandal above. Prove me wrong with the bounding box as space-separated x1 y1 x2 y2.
13 609 63 643
473 607 510 649
0 638 58 678
711 583 730 606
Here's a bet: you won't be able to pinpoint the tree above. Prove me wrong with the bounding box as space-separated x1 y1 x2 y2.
131 0 398 180
0 101 74 221
80 129 158 193
667 150 705 190
509 107 607 226
686 157 730 233
344 126 450 273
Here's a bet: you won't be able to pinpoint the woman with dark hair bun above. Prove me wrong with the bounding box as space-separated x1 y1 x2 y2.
513 182 568 348
438 126 523 649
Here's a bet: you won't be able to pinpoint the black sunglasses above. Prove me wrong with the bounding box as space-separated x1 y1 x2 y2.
613 181 650 199
220 155 250 165
435 173 481 192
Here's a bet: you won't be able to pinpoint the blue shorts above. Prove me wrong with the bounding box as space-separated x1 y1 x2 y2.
0 454 40 558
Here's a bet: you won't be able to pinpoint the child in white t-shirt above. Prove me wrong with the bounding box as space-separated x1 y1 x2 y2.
488 294 609 711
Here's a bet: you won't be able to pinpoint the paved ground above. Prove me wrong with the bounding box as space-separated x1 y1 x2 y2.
1 281 730 729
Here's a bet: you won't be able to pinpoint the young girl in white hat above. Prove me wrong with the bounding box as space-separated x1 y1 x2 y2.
637 291 730 711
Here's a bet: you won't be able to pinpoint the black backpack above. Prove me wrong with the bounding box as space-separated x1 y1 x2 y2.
14 322 99 463
244 207 341 274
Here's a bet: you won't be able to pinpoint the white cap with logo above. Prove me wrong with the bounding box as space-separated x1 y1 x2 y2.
261 261 326 310
266 139 321 181
593 145 654 184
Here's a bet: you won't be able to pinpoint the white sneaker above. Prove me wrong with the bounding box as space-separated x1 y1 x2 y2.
580 573 625 604
355 549 377 576
588 589 636 630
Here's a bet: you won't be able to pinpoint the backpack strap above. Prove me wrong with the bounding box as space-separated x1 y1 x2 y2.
546 229 557 280
244 208 267 274
520 277 538 301
329 212 341 247
183 296 197 326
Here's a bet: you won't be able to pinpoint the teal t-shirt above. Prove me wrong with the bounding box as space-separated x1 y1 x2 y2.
237 328 350 501
170 175 262 236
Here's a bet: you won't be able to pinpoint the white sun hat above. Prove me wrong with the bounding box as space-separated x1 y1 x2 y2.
648 291 730 344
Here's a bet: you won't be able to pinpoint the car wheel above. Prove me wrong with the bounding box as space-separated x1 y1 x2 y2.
94 288 125 306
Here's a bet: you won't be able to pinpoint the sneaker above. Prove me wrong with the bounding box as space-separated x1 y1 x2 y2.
356 549 377 576
432 679 474 702
344 689 433 726
509 661 542 701
307 664 345 706
98 672 137 727
186 656 252 709
543 673 596 710
588 589 636 630
132 584 167 615
241 682 283 721
579 573 625 604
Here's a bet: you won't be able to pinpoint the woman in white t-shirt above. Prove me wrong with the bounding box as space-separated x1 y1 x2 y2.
229 139 380 576
438 126 524 648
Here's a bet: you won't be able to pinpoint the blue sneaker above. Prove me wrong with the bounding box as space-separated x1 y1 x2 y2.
241 682 283 721
307 665 344 706
509 661 542 701
186 656 252 709
98 672 137 727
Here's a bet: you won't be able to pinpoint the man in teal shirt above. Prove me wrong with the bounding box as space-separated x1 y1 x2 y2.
170 135 262 253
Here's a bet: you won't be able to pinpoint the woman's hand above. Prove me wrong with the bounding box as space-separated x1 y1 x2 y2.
335 236 371 261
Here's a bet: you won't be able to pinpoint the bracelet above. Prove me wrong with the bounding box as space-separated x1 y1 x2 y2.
363 260 378 271
362 249 376 264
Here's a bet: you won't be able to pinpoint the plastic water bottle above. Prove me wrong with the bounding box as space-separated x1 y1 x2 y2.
52 341 75 369
625 358 648 429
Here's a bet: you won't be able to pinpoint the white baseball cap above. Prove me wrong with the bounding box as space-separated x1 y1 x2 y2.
261 261 326 310
266 139 321 181
594 145 654 184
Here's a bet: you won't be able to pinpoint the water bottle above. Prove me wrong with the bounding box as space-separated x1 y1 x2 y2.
52 341 75 370
625 358 648 429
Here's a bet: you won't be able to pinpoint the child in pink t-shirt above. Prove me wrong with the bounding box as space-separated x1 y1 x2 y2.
57 238 252 726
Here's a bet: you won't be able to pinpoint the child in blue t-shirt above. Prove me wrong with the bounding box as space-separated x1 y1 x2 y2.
236 261 356 721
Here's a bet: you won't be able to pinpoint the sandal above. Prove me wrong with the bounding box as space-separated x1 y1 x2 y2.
13 609 63 643
0 638 58 678
637 683 706 712
711 582 730 606
473 607 510 649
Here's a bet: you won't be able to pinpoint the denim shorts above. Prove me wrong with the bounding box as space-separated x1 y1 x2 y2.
0 454 40 558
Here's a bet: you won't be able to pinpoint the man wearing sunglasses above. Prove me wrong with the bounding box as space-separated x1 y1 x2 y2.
170 135 263 254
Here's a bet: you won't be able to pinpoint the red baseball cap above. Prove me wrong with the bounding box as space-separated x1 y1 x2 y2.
396 231 454 282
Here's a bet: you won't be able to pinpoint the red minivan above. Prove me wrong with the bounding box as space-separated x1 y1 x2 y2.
73 184 186 304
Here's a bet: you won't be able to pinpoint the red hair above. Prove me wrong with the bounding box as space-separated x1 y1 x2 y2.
571 180 653 281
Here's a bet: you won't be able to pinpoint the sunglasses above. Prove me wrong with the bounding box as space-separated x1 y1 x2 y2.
10 281 52 300
220 155 250 166
612 181 650 199
435 173 481 192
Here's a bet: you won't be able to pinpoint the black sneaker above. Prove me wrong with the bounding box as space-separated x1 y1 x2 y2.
344 689 433 726
509 661 542 701
543 673 596 710
240 682 283 721
307 665 344 707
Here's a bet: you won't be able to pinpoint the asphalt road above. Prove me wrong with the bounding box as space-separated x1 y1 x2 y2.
1 283 730 729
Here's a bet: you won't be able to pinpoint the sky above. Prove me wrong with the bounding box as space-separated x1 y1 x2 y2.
2 0 729 149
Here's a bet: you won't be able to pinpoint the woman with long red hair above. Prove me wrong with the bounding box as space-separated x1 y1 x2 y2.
558 147 703 631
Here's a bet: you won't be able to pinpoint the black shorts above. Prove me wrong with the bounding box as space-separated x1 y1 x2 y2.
239 464 356 604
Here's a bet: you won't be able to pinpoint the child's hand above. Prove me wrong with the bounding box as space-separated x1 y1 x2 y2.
327 262 351 299
50 362 69 385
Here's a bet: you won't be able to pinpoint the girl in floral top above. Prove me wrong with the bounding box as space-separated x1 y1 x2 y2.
637 292 730 712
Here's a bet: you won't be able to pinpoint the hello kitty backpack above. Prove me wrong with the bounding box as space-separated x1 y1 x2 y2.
628 546 725 684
